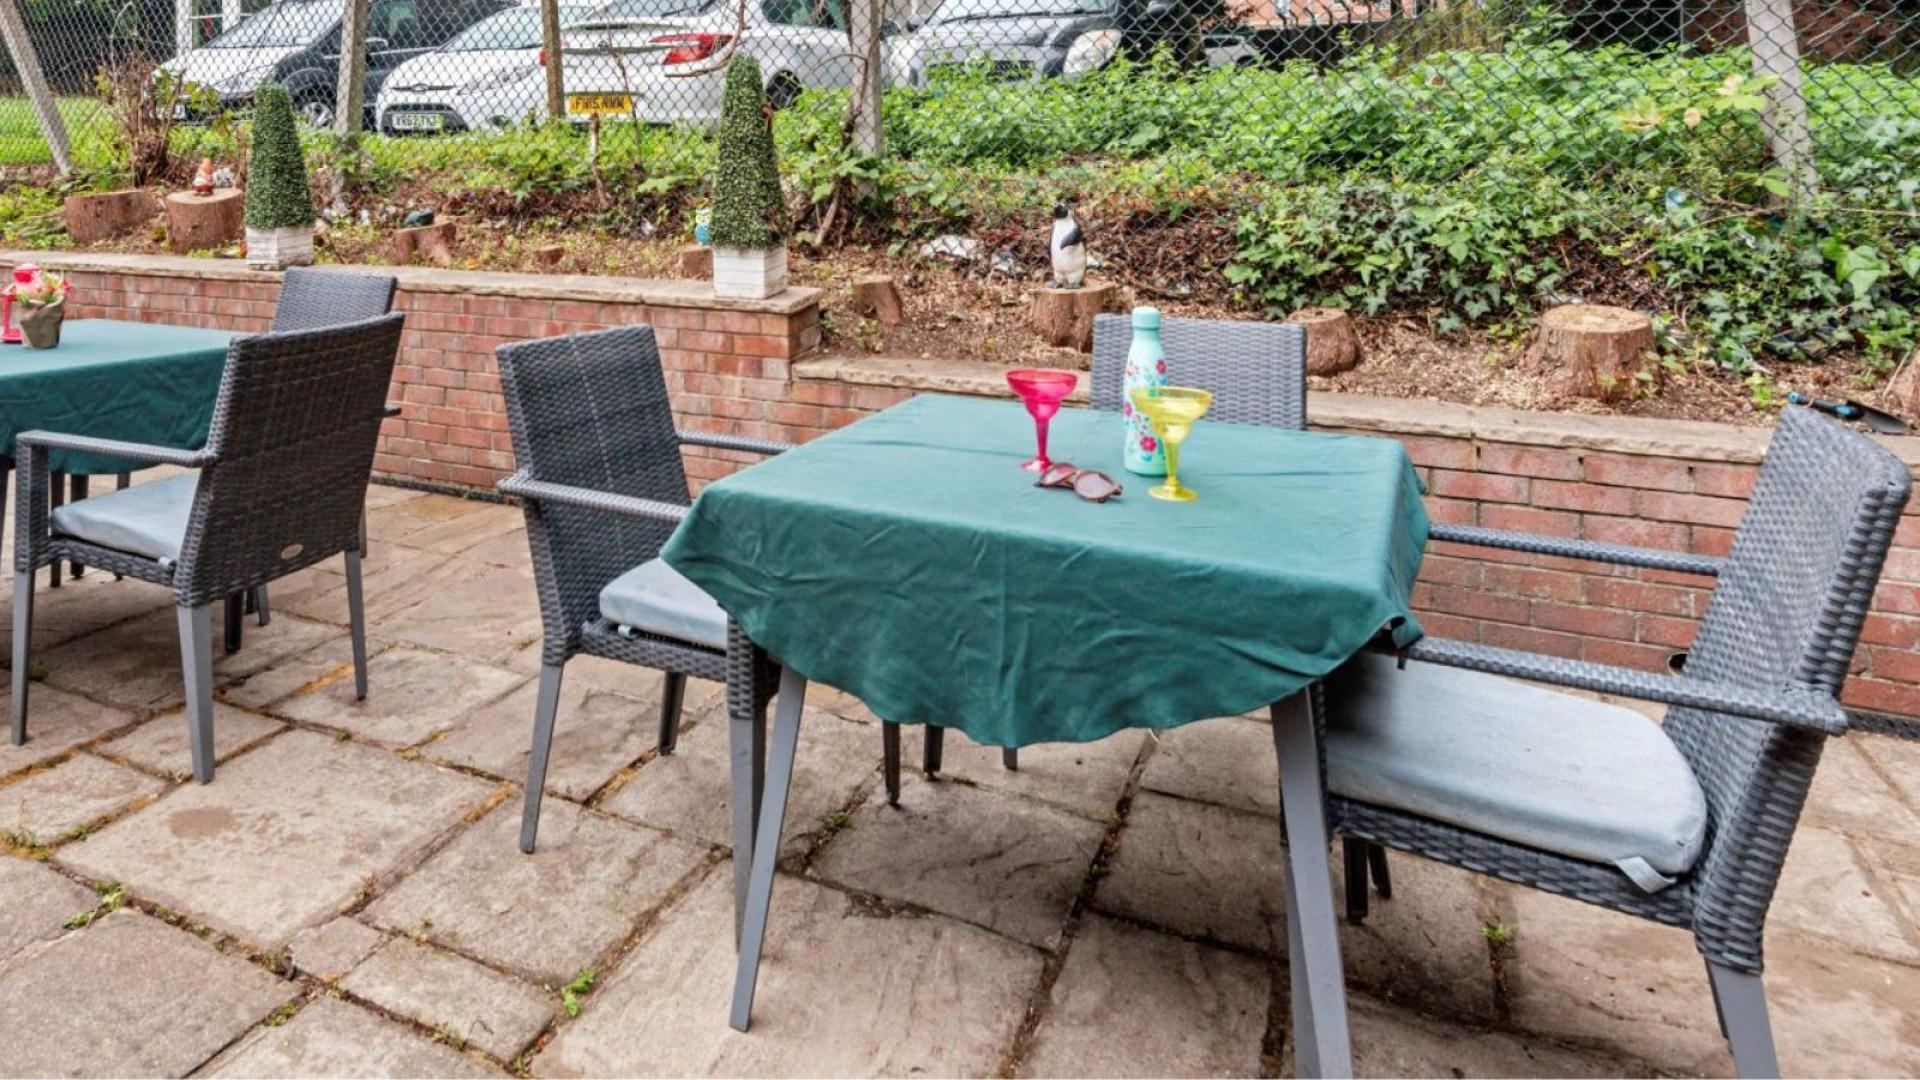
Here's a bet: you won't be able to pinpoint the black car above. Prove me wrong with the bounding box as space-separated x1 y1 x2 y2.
161 0 515 126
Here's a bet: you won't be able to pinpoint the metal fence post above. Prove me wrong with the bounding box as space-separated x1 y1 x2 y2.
336 0 370 134
1742 0 1818 201
0 0 73 176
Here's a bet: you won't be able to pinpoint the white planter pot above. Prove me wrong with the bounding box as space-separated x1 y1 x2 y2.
712 246 788 300
245 225 314 270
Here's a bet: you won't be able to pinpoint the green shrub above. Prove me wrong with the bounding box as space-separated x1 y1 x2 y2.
710 56 786 248
245 85 313 231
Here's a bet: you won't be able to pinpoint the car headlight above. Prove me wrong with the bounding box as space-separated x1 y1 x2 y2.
460 64 539 94
1062 29 1120 77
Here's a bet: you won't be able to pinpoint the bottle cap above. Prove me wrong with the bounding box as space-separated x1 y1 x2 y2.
1131 306 1161 330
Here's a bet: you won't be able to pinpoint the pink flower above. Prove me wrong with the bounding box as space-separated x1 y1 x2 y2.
1155 359 1166 374
1141 435 1157 452
1122 402 1133 417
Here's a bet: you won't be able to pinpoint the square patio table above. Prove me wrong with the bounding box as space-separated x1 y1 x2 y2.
0 319 235 478
665 393 1431 1076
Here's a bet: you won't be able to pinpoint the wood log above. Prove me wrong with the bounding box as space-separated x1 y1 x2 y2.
679 244 712 278
1883 348 1920 419
390 222 457 266
63 188 158 244
852 274 904 326
1030 281 1121 353
533 244 566 269
164 188 244 255
1287 306 1361 376
1526 304 1657 402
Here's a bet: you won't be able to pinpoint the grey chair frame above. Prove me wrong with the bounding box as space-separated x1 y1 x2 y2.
878 313 1321 801
494 326 797 928
10 313 407 782
1327 405 1908 1076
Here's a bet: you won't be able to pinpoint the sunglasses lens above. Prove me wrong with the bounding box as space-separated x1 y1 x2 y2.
1039 464 1076 487
1073 472 1120 501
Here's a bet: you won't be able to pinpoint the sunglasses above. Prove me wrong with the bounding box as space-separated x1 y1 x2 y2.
1036 463 1123 503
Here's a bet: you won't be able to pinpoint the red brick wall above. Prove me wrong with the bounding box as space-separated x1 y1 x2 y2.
16 261 820 491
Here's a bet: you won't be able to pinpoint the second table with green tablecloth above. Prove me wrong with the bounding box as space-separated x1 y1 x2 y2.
665 392 1430 748
0 319 235 475
664 392 1431 1074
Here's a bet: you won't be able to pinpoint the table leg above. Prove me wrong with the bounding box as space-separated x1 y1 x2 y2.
731 665 808 1032
729 677 768 944
1271 690 1353 1078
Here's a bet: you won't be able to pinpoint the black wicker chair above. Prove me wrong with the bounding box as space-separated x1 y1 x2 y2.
10 313 406 782
1317 405 1909 1075
494 327 794 930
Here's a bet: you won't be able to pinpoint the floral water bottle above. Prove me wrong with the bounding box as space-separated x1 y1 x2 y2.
1122 306 1168 476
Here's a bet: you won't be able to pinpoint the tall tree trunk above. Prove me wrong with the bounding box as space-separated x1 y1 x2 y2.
1743 0 1817 201
335 0 370 134
541 0 565 121
846 0 883 160
0 0 72 175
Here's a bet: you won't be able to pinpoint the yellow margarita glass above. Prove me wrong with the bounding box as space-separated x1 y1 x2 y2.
1128 386 1213 501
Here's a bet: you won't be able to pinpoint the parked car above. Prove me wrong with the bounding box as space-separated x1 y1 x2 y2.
555 0 881 126
162 0 515 127
891 0 1257 87
377 4 589 133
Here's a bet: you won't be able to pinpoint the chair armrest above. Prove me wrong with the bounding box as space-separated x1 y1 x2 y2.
1429 523 1723 577
677 430 795 457
14 430 215 469
1400 637 1848 734
498 470 689 525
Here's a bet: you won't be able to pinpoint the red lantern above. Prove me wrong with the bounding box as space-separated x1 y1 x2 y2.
1 264 41 346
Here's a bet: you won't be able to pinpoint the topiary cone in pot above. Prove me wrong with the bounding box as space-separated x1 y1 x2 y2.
708 56 788 300
244 84 316 270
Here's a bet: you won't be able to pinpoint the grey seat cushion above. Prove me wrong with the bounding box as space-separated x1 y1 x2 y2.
1324 652 1709 889
48 473 196 564
599 558 728 650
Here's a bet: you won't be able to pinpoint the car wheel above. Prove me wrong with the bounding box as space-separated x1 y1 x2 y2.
766 73 802 111
296 93 335 128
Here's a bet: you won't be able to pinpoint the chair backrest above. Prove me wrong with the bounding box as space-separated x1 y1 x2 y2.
272 268 399 333
173 313 406 606
1672 405 1909 969
495 327 691 661
1090 314 1308 430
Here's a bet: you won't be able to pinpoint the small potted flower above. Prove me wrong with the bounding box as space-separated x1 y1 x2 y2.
6 268 71 349
708 56 788 299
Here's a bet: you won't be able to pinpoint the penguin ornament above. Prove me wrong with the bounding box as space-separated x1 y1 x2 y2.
1049 203 1087 290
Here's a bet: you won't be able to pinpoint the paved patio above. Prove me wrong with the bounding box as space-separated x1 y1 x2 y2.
2 480 1919 1077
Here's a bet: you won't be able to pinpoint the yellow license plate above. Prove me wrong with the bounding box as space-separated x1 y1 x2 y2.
568 93 632 115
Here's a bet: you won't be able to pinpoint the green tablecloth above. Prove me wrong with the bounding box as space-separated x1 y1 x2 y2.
0 319 234 474
664 394 1430 747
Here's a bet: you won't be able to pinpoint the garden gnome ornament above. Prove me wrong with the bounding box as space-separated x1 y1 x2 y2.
193 157 215 196
1050 203 1086 289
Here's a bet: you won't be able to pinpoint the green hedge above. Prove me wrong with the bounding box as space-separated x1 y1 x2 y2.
245 85 313 231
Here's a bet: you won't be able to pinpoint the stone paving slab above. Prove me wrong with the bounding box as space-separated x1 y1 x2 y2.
431 675 667 800
365 559 542 663
1766 934 1920 1077
288 916 387 982
1771 823 1920 965
1139 716 1278 817
1333 848 1502 1022
0 856 99 964
810 775 1107 949
918 727 1146 821
534 870 1044 1077
0 910 293 1077
392 503 527 557
0 571 175 655
1336 992 1643 1078
1804 737 1920 836
36 609 339 714
274 546 453 627
1020 914 1270 1078
219 636 395 712
364 799 708 985
0 685 138 779
1096 790 1288 954
0 753 165 844
600 705 879 858
99 704 285 780
366 493 500 546
340 936 556 1061
205 995 502 1078
58 731 496 949
271 647 526 748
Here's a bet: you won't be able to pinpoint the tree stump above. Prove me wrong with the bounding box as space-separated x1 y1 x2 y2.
1287 306 1361 376
852 274 904 325
1030 281 1121 352
679 244 712 278
391 222 457 266
164 188 243 254
1527 304 1657 402
63 189 159 244
533 244 566 269
1884 349 1920 419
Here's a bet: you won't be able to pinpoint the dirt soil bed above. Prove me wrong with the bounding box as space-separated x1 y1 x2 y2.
62 210 1901 430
